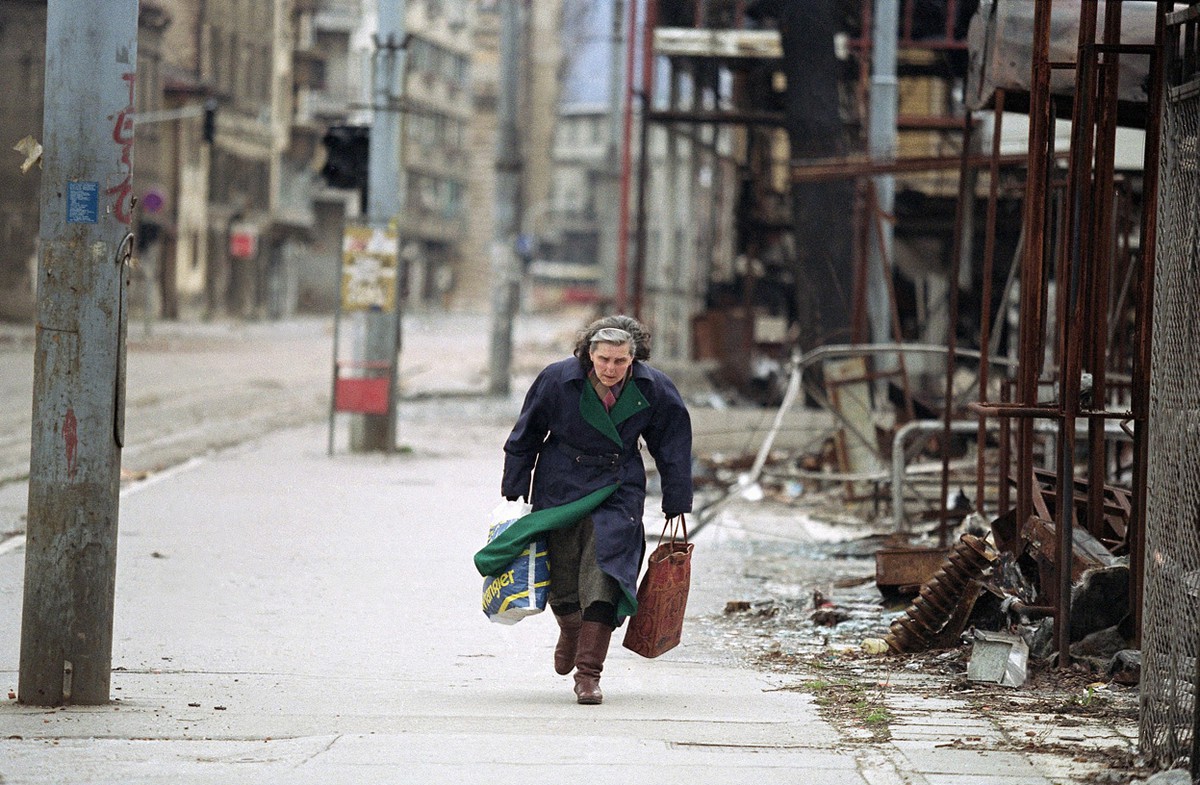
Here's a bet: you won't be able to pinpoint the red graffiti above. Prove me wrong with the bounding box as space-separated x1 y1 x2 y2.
105 72 136 225
63 408 78 481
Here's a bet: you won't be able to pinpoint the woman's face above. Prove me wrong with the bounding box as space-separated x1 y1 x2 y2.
589 341 633 386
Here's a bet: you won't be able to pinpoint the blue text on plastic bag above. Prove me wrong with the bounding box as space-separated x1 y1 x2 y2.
482 518 548 624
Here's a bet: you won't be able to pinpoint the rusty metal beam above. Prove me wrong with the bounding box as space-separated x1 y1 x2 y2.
790 151 1050 183
1052 0 1100 671
647 109 969 131
940 117 975 544
647 108 786 126
976 89 1006 514
1015 0 1055 558
1087 1 1124 548
1130 0 1172 651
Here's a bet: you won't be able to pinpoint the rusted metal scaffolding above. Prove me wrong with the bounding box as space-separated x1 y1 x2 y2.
971 0 1167 667
646 2 1171 677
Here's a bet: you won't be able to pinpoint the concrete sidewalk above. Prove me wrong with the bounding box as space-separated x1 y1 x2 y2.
0 415 861 785
0 411 1128 784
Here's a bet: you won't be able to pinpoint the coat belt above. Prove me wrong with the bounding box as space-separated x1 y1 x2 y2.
546 436 631 467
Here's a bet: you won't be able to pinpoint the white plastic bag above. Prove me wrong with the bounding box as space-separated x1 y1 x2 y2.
481 500 547 624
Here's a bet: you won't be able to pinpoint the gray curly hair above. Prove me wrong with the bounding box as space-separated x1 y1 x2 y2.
573 314 651 367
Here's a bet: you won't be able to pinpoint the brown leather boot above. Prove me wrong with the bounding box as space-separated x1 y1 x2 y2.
553 610 583 675
573 621 614 705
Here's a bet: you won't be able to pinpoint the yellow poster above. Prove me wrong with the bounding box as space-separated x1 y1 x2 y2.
340 224 398 312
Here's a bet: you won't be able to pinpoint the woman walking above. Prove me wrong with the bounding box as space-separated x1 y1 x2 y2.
479 315 693 704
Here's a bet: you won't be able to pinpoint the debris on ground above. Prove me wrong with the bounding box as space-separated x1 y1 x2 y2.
1109 650 1141 686
883 534 995 653
810 590 852 626
967 630 1029 687
696 487 1148 784
1130 771 1191 785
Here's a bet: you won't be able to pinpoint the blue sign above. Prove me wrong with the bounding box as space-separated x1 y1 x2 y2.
66 181 99 224
515 233 536 261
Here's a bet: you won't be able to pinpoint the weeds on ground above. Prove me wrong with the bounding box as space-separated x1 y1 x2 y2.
785 676 893 742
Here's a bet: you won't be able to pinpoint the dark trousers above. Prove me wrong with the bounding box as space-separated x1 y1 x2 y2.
547 516 620 613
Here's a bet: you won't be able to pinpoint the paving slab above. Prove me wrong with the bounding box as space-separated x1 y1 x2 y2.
892 739 1055 780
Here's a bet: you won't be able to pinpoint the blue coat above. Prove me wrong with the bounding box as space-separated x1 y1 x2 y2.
501 357 693 617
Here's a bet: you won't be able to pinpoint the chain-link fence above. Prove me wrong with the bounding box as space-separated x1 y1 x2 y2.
1141 10 1200 767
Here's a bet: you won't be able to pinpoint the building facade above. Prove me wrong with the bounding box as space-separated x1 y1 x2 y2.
0 1 173 321
531 105 607 306
459 0 565 313
0 0 566 321
395 0 473 308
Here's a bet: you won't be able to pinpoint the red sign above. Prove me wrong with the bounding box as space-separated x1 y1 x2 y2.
229 224 258 259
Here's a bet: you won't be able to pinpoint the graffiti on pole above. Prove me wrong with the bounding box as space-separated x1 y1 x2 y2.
105 72 136 225
63 408 78 481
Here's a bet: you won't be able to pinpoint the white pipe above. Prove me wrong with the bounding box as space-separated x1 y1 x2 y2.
891 418 1134 532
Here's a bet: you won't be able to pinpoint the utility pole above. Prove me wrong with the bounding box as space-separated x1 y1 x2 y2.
19 0 138 706
353 0 407 451
597 0 625 305
867 0 899 369
487 0 524 396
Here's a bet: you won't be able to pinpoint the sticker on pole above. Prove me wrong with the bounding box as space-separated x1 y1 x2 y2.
341 224 398 312
66 181 99 224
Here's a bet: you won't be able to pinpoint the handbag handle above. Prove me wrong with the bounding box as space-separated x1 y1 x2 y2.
656 514 688 549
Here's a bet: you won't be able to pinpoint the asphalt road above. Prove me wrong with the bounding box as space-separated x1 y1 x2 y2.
0 311 585 486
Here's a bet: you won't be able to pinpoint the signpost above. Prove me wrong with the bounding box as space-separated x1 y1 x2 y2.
327 223 402 454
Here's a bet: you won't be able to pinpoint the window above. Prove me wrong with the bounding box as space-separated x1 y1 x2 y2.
190 231 201 270
446 180 463 219
408 38 430 74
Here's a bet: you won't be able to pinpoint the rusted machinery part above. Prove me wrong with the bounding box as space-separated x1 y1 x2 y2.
884 534 997 653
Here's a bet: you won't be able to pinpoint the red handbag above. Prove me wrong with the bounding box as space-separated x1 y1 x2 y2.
622 515 693 658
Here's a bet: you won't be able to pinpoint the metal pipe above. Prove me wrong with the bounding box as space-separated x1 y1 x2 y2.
867 0 899 358
941 118 975 545
742 342 1018 493
1051 0 1100 670
1087 1 1123 543
999 379 1012 517
976 89 1006 513
632 0 658 320
867 180 916 420
615 0 640 312
1016 0 1055 539
893 418 1134 533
